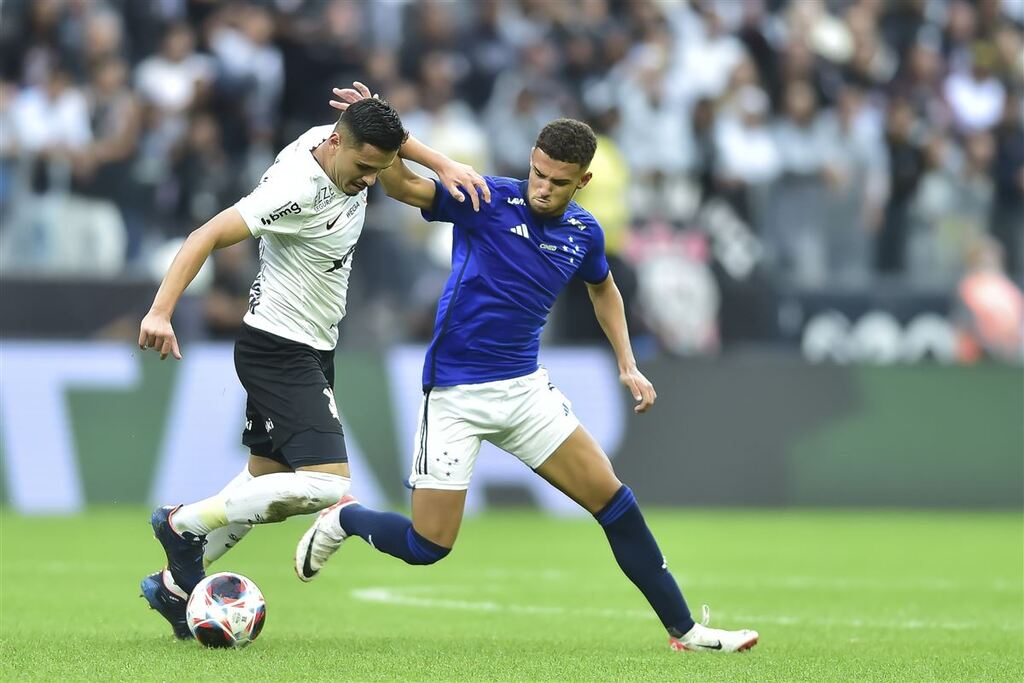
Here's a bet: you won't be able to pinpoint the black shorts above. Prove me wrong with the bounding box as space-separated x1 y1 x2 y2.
234 323 347 469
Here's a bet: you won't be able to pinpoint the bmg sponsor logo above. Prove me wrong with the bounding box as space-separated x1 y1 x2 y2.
261 201 301 225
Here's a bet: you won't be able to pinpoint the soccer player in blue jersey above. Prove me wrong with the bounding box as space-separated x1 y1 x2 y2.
295 84 758 653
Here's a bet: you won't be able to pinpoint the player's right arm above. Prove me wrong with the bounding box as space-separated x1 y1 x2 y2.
139 208 251 360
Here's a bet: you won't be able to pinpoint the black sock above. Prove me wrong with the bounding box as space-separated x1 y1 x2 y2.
595 485 695 637
339 505 450 565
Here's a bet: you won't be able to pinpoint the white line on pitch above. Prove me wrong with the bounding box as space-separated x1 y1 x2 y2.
350 586 1023 634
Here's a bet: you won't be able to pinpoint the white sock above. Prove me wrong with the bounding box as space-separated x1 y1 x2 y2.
171 495 229 538
223 471 350 525
204 466 255 568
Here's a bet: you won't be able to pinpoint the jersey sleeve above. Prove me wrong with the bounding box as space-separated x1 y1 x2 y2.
421 177 498 227
235 172 310 237
577 223 611 284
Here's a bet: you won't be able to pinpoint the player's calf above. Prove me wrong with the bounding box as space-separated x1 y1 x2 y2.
295 498 451 581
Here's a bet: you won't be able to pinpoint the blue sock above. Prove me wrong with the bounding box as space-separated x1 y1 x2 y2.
338 505 450 565
595 485 695 637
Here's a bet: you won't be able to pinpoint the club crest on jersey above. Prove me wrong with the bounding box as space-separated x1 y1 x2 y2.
261 201 301 225
313 187 335 212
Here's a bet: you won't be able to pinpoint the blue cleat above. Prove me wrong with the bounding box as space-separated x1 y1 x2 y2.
151 505 206 593
140 570 192 640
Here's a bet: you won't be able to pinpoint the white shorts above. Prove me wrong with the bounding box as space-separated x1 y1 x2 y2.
407 368 580 491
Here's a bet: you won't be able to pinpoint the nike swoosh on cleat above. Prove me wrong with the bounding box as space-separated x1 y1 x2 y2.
302 528 318 578
695 641 723 650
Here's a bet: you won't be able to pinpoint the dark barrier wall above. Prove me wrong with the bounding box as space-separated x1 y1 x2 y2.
613 354 1023 507
0 343 1019 511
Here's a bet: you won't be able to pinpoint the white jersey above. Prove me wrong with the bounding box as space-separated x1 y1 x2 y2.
235 125 367 350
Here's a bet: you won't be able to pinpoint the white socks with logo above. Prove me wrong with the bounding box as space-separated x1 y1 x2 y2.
222 470 350 525
171 469 350 542
203 466 255 567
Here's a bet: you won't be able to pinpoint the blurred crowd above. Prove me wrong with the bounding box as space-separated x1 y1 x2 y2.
0 0 1022 354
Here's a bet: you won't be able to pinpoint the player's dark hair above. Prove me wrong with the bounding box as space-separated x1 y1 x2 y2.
337 98 409 152
535 119 598 169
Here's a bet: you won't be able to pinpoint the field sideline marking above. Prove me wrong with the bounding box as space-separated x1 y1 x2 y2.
448 568 1022 594
350 586 1023 634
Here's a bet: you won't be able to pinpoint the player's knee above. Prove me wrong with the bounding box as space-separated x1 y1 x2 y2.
295 470 351 514
405 527 452 565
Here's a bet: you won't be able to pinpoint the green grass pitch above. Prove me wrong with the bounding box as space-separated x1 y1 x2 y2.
1 508 1021 681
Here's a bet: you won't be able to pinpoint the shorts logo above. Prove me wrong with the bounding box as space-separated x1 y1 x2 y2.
265 418 274 432
244 419 252 432
323 387 340 423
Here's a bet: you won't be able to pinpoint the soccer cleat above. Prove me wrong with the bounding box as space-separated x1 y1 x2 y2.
140 570 192 640
668 605 759 653
294 495 359 582
151 505 206 594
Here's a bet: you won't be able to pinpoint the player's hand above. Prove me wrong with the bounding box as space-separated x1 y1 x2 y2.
620 365 656 414
139 311 182 361
436 159 491 211
329 81 375 112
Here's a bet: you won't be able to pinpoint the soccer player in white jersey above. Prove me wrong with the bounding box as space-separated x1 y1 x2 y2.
295 84 759 653
138 98 490 639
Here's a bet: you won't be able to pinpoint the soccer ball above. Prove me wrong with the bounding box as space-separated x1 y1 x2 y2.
185 572 267 648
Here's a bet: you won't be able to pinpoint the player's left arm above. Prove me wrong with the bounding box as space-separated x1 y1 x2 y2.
379 157 438 211
331 81 490 211
586 273 657 414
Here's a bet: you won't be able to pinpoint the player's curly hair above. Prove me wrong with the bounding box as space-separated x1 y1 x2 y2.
337 98 409 152
535 119 598 168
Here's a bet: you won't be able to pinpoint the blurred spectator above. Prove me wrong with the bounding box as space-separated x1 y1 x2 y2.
0 0 1021 354
909 131 995 285
203 241 257 340
72 57 142 262
892 42 950 130
943 41 1006 133
990 93 1024 277
0 80 18 218
3 63 94 271
207 5 284 145
878 97 926 273
768 80 831 286
485 40 564 177
954 235 1024 363
134 22 212 119
170 111 234 235
616 47 694 221
821 84 888 286
133 21 213 210
713 85 780 225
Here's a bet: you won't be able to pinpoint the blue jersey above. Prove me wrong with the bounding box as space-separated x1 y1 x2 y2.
420 176 610 390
